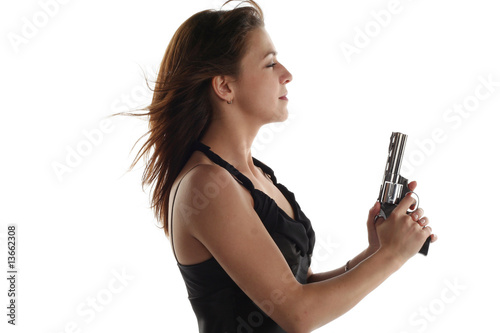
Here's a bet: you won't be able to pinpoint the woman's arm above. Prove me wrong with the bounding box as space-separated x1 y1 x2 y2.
307 200 382 283
308 181 435 284
307 247 374 283
177 165 433 333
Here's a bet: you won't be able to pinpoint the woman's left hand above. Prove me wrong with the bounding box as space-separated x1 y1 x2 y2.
365 181 418 255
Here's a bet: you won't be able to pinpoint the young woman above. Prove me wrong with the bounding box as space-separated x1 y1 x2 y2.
127 1 437 332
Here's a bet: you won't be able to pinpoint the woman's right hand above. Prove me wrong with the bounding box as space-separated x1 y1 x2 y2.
374 193 434 266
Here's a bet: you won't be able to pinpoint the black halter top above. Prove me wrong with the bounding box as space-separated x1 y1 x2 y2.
172 141 316 333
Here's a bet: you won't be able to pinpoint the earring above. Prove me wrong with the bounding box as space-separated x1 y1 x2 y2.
227 100 233 104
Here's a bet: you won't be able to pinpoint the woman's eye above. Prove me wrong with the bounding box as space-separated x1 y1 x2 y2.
267 62 277 68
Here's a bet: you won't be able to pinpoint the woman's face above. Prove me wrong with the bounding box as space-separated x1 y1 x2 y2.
232 27 293 124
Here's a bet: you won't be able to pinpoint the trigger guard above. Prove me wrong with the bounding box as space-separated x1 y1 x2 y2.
406 191 420 214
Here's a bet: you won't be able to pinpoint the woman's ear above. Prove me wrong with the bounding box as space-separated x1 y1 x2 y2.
211 75 235 103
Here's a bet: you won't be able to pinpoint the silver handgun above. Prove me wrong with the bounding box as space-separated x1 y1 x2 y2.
376 132 431 256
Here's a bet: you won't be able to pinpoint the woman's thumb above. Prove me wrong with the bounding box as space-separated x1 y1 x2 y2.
369 201 380 216
369 201 384 225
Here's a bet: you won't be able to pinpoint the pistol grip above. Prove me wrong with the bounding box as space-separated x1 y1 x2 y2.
378 202 431 256
419 236 431 256
378 202 396 220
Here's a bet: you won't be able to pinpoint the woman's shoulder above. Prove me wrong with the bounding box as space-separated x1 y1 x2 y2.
170 151 250 223
173 150 230 191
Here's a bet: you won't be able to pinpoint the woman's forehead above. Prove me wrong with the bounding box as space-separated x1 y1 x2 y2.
242 28 276 62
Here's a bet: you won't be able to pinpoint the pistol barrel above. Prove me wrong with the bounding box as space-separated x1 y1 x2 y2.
385 132 408 175
378 132 408 204
385 132 407 178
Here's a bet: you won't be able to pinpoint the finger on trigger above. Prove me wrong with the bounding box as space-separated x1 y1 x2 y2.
394 192 417 215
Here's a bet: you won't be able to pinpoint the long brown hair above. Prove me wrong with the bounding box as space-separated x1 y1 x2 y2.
116 1 264 236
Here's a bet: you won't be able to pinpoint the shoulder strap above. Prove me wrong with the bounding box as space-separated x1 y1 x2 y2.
252 156 278 185
193 141 255 192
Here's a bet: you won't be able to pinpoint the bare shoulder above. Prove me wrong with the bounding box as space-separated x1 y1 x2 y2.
172 161 253 227
169 150 257 264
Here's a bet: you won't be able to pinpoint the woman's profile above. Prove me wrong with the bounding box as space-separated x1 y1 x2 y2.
122 1 437 332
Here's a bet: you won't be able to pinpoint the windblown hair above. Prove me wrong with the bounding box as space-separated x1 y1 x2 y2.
119 1 264 236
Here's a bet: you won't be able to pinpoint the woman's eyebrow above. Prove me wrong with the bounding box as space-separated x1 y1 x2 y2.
262 50 278 59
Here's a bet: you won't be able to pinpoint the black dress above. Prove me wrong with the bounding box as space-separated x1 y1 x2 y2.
171 141 316 332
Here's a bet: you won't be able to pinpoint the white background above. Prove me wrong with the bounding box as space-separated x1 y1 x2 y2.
1 0 499 332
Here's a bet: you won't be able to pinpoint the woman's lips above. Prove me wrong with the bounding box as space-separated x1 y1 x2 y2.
279 95 288 100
